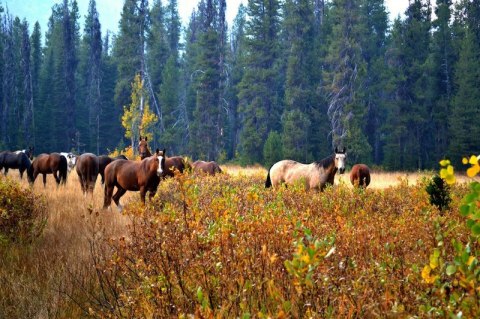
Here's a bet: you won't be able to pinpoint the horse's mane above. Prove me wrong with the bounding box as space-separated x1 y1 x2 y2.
314 154 335 169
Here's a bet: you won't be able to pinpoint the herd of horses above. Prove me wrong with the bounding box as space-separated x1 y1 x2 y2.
0 140 371 211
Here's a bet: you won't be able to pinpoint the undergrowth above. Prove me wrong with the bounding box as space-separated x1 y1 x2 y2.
85 172 470 318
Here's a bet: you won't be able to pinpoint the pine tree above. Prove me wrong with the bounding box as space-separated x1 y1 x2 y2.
30 21 41 130
114 0 149 145
83 0 102 153
20 19 34 148
282 0 316 162
323 0 371 163
449 28 480 162
237 0 282 164
425 0 454 163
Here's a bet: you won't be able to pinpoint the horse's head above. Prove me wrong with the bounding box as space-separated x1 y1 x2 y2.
334 146 347 174
149 151 165 177
26 146 34 160
67 153 77 170
138 136 151 160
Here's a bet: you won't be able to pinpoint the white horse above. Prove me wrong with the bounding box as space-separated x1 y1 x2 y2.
60 152 77 172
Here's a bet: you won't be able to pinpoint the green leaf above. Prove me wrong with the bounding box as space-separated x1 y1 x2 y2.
446 265 457 276
460 204 470 216
472 223 480 236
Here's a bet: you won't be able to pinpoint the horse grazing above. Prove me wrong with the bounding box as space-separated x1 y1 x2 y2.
350 164 371 188
138 136 152 160
157 149 189 177
76 153 99 195
60 152 77 172
15 146 34 160
192 160 222 176
0 151 31 179
265 147 347 191
27 153 67 187
103 153 165 211
98 155 128 184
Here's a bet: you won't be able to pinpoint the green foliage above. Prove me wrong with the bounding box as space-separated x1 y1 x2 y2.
420 155 480 317
425 175 452 211
263 131 283 168
0 177 47 244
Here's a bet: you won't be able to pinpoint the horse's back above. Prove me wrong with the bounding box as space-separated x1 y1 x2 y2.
268 160 303 187
193 160 221 175
76 153 99 175
350 164 371 188
105 159 140 190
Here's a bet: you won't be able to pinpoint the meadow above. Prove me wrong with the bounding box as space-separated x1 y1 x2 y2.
0 166 477 317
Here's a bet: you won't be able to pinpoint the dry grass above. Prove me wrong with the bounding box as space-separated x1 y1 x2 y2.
223 164 476 189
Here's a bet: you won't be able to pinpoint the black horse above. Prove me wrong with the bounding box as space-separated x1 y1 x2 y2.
0 151 32 179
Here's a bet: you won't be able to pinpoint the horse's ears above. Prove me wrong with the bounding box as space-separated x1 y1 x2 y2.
342 147 346 153
335 146 338 153
162 148 166 156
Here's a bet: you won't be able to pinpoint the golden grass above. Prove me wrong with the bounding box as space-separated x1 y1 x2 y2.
223 164 477 189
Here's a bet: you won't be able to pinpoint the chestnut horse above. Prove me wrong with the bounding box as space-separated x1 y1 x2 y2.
0 151 31 179
265 147 347 191
98 154 128 184
192 160 222 176
103 153 165 211
350 164 371 188
27 153 67 187
76 153 99 195
157 149 189 177
138 136 152 160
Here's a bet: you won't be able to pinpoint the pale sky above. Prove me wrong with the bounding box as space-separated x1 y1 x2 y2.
4 0 410 35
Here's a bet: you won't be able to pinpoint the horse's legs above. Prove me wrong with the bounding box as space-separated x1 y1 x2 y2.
42 174 47 188
19 168 24 179
103 185 114 209
139 187 147 204
53 170 60 185
112 187 127 211
4 167 8 176
100 172 105 184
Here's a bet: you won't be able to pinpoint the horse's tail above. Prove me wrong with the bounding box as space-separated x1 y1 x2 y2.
59 155 68 184
265 168 272 188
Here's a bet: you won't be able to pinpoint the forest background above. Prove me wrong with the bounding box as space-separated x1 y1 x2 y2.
0 0 478 170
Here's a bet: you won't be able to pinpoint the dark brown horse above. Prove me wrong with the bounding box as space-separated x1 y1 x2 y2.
15 146 34 160
157 149 189 178
350 164 371 188
75 153 100 195
98 155 128 184
0 151 31 179
265 147 347 191
192 160 222 176
27 153 67 187
103 153 165 211
138 136 152 160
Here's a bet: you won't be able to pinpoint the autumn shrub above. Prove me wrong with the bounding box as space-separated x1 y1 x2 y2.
85 171 470 318
0 175 47 244
419 157 480 317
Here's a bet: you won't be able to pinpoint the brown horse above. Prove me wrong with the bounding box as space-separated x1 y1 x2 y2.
350 164 371 188
138 136 152 160
27 153 67 187
103 153 165 211
0 151 31 179
98 155 128 184
192 160 222 176
265 147 347 191
157 149 189 177
75 153 99 195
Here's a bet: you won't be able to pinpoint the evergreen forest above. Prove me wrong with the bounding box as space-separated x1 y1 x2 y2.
0 0 479 170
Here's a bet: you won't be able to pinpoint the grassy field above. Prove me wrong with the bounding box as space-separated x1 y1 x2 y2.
0 166 477 317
